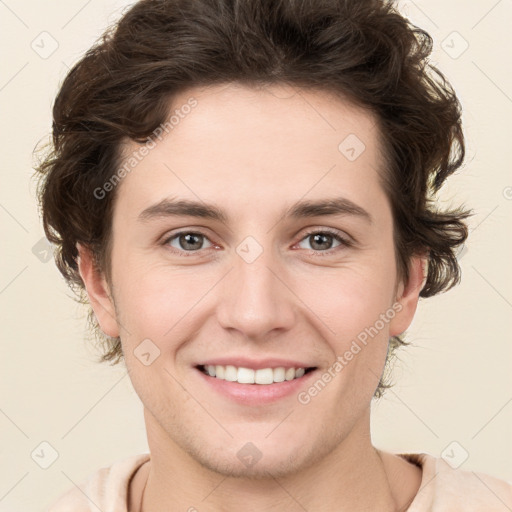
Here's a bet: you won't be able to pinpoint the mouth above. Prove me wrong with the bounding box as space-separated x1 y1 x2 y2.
195 364 317 385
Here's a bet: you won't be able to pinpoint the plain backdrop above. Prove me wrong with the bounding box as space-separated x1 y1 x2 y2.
1 1 511 510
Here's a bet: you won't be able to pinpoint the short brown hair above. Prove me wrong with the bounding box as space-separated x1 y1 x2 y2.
34 0 471 398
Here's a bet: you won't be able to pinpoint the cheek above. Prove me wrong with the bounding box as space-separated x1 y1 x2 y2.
317 285 393 405
112 261 218 342
111 227 398 350
300 266 397 338
294 265 397 396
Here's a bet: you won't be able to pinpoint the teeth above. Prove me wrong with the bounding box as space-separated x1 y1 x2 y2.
202 364 310 384
215 365 225 379
255 368 273 384
285 367 295 381
273 367 285 382
238 366 255 384
295 368 305 378
224 365 237 382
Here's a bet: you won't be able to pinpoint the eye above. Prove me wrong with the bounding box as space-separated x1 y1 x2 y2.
164 231 214 255
295 228 351 255
162 228 352 257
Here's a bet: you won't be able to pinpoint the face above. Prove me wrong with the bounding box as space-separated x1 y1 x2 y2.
80 83 424 478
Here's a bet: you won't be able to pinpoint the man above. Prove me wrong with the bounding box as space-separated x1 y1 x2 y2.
39 0 511 510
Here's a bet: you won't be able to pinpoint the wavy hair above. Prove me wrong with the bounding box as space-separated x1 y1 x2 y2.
35 0 471 398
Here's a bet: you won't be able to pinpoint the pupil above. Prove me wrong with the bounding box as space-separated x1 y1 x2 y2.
181 233 202 250
312 233 331 250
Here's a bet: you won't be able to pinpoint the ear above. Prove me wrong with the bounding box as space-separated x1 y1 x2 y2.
388 253 428 337
76 243 120 338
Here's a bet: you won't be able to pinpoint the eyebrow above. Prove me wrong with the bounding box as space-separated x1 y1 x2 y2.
138 196 373 225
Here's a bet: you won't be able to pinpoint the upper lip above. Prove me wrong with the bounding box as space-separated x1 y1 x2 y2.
195 357 317 370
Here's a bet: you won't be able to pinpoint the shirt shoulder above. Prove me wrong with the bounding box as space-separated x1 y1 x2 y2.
45 452 151 512
400 452 512 512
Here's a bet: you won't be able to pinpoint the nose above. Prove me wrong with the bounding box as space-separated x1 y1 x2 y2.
216 240 296 341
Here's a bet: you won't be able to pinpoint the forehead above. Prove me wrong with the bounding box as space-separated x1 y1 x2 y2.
114 83 386 222
154 82 380 154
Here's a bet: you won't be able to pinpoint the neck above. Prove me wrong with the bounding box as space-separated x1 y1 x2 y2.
137 410 403 512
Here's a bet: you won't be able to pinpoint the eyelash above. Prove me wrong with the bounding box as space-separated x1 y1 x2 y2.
161 228 353 258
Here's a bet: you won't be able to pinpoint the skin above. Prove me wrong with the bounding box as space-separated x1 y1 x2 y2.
78 83 426 511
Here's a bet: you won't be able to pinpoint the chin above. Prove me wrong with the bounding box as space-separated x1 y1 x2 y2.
175 422 336 481
191 444 315 480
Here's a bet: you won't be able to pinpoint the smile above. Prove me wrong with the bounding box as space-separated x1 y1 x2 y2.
197 364 316 385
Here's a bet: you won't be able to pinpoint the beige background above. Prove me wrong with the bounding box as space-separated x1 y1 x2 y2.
1 0 511 510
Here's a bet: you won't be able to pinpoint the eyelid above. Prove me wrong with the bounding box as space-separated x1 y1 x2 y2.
298 226 353 244
162 228 217 257
161 226 353 257
294 227 353 254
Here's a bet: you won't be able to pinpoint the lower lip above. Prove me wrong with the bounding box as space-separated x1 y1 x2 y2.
194 367 318 405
